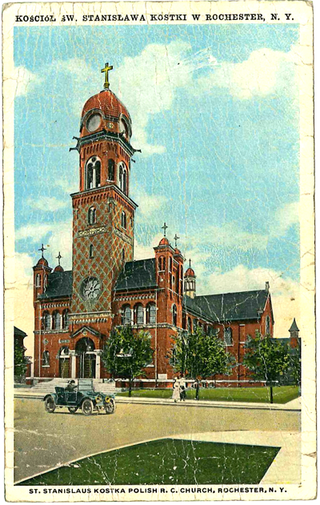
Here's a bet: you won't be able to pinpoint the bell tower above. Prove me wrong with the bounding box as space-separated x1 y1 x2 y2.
70 64 138 320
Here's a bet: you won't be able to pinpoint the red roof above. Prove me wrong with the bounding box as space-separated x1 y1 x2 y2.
185 267 195 277
36 257 49 267
53 265 64 273
81 89 130 121
158 237 170 246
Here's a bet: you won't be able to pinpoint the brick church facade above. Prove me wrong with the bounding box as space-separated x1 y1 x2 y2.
32 66 274 386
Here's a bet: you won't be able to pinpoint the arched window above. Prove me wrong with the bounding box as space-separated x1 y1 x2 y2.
42 350 50 366
119 163 127 194
121 305 131 325
169 257 172 272
146 303 156 324
88 206 96 225
194 319 198 330
43 311 51 331
85 156 101 189
172 304 177 326
224 327 233 346
52 310 61 330
265 316 270 335
108 159 115 181
89 245 94 258
62 309 70 329
35 274 41 288
158 256 166 271
188 317 192 333
134 303 144 325
122 248 125 261
121 211 127 229
59 346 69 358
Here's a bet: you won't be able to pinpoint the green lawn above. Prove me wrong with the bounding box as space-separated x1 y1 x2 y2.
20 439 280 486
118 386 299 404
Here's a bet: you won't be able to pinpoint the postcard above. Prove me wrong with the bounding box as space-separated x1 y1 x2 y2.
3 0 315 501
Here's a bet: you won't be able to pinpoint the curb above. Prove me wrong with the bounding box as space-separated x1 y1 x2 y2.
14 392 301 412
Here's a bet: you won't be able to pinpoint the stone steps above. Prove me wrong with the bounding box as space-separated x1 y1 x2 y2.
30 378 117 395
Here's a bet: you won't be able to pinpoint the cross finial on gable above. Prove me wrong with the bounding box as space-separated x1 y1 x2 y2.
174 233 180 248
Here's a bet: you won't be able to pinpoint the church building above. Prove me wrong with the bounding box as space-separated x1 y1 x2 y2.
32 64 274 387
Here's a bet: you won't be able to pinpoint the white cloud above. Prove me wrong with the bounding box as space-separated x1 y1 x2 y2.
134 191 167 221
53 178 78 195
134 233 162 260
15 219 72 269
112 41 193 155
12 66 43 97
46 220 72 269
198 223 269 251
272 201 299 237
196 47 298 100
27 197 68 212
15 223 53 242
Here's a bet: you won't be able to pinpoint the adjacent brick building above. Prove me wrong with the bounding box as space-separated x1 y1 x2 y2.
32 68 275 386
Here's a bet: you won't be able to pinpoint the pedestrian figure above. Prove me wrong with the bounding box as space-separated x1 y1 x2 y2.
172 379 180 403
180 383 186 401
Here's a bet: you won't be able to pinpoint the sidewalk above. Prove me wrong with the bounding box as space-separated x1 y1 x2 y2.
14 388 301 411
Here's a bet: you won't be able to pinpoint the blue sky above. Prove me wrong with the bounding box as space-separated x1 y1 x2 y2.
14 23 300 302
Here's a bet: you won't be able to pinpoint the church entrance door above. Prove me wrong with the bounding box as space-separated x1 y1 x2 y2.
75 338 96 379
59 346 70 378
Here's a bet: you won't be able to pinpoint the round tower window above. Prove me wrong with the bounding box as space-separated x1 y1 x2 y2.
87 113 101 132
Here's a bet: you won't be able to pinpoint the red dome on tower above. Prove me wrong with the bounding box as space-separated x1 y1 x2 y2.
185 266 195 277
53 265 64 273
81 89 131 124
158 237 170 246
185 259 196 277
36 257 49 268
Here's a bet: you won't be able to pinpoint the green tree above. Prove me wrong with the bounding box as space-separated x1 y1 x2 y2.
101 326 153 397
14 341 28 382
243 332 291 403
288 346 301 390
170 328 234 400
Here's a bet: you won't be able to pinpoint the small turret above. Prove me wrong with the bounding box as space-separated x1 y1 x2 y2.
33 244 52 302
289 318 300 348
184 259 196 299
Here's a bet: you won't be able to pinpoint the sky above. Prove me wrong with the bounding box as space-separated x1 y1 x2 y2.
13 23 301 347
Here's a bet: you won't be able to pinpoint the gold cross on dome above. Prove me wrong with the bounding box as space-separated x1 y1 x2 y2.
101 62 113 89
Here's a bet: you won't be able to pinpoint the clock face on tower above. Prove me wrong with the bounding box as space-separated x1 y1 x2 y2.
80 276 101 301
87 113 101 132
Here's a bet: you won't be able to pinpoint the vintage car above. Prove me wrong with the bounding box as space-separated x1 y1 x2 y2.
44 386 116 415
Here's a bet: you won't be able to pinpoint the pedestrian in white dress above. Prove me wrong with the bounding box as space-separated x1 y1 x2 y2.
172 379 180 402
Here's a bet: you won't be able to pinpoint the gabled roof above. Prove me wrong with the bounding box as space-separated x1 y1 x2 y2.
14 326 27 338
184 290 270 323
115 258 157 292
71 326 103 339
38 270 73 300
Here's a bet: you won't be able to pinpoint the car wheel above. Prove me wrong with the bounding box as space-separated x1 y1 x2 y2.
68 407 78 413
44 396 56 413
104 399 115 414
81 398 93 416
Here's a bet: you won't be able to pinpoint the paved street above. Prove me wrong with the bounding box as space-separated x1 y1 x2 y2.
14 398 300 483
